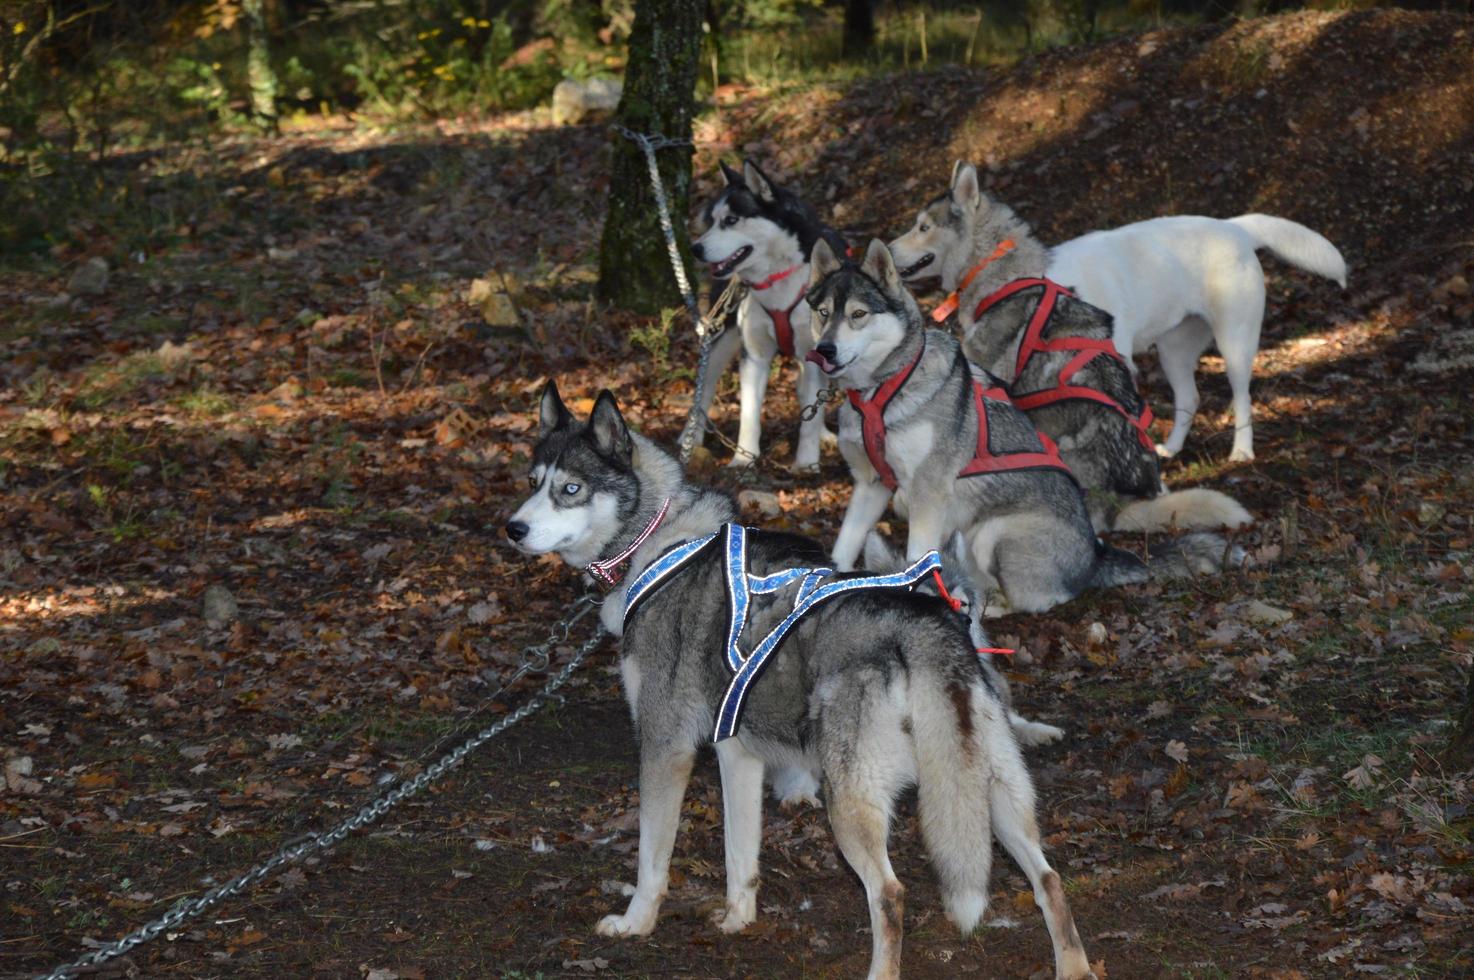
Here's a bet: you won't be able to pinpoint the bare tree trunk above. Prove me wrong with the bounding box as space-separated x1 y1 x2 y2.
243 0 278 132
1449 668 1474 768
596 0 703 313
843 0 875 58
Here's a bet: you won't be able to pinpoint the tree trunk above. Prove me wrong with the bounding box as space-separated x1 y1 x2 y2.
843 0 875 58
596 0 703 313
243 0 278 132
1449 668 1474 768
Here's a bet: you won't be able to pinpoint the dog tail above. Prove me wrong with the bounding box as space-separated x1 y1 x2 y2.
1143 531 1246 578
1090 542 1150 591
909 657 995 935
1114 488 1252 533
1228 214 1348 288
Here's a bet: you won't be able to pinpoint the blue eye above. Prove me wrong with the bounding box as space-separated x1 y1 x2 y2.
563 483 581 495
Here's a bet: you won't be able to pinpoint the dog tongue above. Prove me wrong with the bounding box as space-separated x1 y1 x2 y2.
804 350 837 374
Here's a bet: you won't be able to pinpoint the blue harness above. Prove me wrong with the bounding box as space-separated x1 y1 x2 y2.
623 524 944 741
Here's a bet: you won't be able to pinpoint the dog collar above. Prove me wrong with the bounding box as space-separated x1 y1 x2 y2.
585 497 672 589
930 238 1016 323
746 263 803 291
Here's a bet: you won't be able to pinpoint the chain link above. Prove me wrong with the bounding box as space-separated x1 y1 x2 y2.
38 595 606 980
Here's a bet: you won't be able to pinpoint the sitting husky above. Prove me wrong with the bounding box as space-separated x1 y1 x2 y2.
804 238 1237 614
891 161 1346 462
891 162 1252 533
505 381 1096 980
690 160 848 471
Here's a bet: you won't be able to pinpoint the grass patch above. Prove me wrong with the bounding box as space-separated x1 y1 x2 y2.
176 385 235 418
77 351 183 409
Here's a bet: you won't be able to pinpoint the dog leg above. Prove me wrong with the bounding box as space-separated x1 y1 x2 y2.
697 326 745 417
729 350 773 468
827 789 904 980
596 747 696 938
713 739 765 933
988 755 1094 980
1219 325 1261 463
902 497 949 564
1153 319 1210 458
792 358 825 473
832 479 893 571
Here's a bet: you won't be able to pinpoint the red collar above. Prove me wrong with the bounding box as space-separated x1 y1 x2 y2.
844 337 926 491
746 263 803 291
930 238 1016 323
586 498 672 589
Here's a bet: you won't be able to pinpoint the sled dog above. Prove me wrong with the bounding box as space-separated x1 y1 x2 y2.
690 159 849 471
505 381 1096 980
890 160 1346 462
804 238 1237 614
892 162 1253 532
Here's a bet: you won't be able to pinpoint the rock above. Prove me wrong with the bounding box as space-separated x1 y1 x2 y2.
1440 274 1469 298
1085 621 1108 649
551 77 623 126
4 755 43 795
67 257 109 296
737 489 782 519
1239 599 1292 626
202 584 239 624
466 276 520 327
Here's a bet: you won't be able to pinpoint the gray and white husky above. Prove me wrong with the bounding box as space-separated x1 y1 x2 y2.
689 160 848 471
505 381 1096 980
804 238 1237 615
891 160 1346 462
891 162 1253 534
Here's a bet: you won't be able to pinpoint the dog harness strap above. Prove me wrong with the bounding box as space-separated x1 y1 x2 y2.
845 336 926 492
958 382 1072 477
623 531 721 625
931 238 1017 324
586 497 672 588
762 284 809 359
713 533 943 741
976 278 1156 452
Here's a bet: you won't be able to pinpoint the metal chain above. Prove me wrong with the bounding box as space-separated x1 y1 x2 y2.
38 596 606 980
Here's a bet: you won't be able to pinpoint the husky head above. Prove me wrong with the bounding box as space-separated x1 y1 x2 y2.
504 381 640 568
889 161 989 292
803 239 922 388
691 159 827 283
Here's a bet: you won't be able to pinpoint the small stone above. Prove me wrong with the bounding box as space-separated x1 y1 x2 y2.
1137 39 1158 57
1417 502 1446 526
551 77 623 126
737 489 782 519
1085 622 1108 649
67 257 109 296
1441 274 1469 298
202 584 239 624
1239 599 1292 626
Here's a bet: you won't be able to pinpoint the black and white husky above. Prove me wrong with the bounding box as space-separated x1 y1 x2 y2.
891 160 1346 462
689 160 849 471
505 381 1096 980
891 162 1253 533
804 238 1237 615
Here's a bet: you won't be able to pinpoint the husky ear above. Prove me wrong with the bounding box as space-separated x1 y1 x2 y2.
742 159 776 203
860 239 902 294
719 160 744 187
950 161 981 213
539 379 573 436
588 390 633 466
808 237 841 287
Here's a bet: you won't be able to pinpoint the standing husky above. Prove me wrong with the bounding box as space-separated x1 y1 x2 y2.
891 163 1252 533
891 161 1347 462
690 160 848 471
805 239 1236 614
505 381 1096 980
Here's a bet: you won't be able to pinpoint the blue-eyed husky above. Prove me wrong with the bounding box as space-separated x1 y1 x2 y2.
505 381 1096 980
689 160 849 471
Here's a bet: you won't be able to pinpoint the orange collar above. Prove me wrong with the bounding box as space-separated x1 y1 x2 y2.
930 238 1016 323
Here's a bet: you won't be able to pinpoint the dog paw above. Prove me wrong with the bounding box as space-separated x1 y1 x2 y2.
1227 447 1255 463
712 899 755 934
1013 721 1066 747
596 912 655 938
820 429 839 450
726 453 757 470
777 791 823 811
790 460 820 476
1154 443 1177 459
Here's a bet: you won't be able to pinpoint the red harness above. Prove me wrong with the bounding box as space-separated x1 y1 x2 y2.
846 338 1072 492
749 264 808 358
973 278 1155 452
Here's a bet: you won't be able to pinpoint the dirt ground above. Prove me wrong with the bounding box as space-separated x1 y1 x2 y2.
3 9 1473 979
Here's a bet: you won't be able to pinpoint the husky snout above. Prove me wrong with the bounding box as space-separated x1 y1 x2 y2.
504 520 529 543
806 339 840 375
